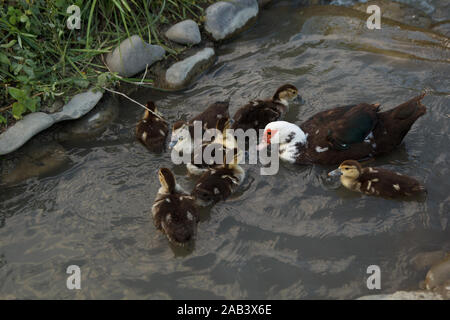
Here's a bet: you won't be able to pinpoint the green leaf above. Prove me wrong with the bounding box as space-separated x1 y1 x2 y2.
0 40 17 48
0 53 10 66
12 102 26 119
0 114 6 124
26 98 38 112
8 87 26 101
74 79 90 88
97 73 109 87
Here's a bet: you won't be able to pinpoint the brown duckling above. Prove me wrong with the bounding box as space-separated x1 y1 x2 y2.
186 118 238 176
257 93 427 165
191 151 245 206
152 168 199 246
328 160 426 198
136 101 169 152
169 101 230 153
232 84 302 131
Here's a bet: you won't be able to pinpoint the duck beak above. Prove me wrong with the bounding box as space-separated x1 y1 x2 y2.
169 140 177 149
256 141 268 151
328 168 342 177
294 94 304 104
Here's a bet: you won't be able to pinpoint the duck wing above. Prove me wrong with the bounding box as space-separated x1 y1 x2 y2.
136 117 169 151
232 100 282 131
191 101 230 129
301 103 379 150
359 167 426 197
372 93 426 154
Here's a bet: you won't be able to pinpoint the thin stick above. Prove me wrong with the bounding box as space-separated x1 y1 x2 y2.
139 64 149 85
101 86 167 122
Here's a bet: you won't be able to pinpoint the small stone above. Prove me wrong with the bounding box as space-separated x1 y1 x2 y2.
106 35 165 77
165 48 215 89
52 89 103 122
0 112 55 155
205 0 259 41
165 20 201 45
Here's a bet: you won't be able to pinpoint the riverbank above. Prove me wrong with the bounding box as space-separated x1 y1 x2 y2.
0 0 212 132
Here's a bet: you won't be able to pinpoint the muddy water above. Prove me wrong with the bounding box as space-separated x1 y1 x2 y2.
0 1 449 299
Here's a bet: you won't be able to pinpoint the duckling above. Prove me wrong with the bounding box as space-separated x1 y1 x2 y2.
136 101 169 152
257 93 427 165
191 151 245 206
328 160 426 198
169 101 230 154
232 84 302 131
186 118 238 175
152 168 199 246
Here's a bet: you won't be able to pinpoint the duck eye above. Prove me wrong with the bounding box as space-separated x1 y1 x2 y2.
267 131 271 136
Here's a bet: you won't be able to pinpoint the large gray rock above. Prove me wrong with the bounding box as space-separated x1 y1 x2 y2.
205 0 259 41
165 48 215 89
357 291 443 300
51 89 103 122
0 112 54 155
0 88 103 155
106 35 165 77
165 20 201 45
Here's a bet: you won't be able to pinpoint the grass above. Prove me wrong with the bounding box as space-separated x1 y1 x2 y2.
0 0 212 133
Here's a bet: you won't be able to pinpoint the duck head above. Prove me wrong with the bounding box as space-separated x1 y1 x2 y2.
273 84 303 106
169 120 193 153
328 160 362 179
158 167 176 194
257 121 307 151
161 210 197 246
144 101 160 119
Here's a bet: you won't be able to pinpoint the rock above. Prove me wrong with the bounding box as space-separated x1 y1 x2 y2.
106 35 165 77
165 48 215 89
425 255 450 291
57 93 119 142
0 112 54 155
165 20 201 45
352 0 432 29
0 142 68 186
51 89 103 122
357 291 443 300
0 89 103 156
205 0 259 41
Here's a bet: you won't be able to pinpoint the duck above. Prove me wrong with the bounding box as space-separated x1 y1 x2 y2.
191 151 245 206
328 160 426 198
232 84 302 131
169 101 230 154
256 93 427 165
186 118 238 175
136 101 169 152
152 168 199 246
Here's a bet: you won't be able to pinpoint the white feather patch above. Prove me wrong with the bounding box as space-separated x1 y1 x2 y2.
315 146 329 153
